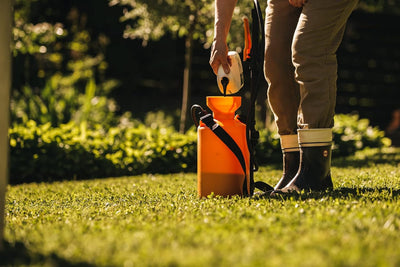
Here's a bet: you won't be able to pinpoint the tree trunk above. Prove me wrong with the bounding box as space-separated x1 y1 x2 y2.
179 23 195 134
0 0 12 251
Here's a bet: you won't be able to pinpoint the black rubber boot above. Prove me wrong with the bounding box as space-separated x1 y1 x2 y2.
274 151 300 190
273 129 333 194
274 134 300 190
254 135 299 198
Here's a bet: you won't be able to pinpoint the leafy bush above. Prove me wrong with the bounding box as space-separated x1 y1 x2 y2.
12 1 120 129
9 120 196 184
8 114 390 184
332 114 391 157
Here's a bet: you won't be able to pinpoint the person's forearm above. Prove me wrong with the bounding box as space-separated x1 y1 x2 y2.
214 0 238 42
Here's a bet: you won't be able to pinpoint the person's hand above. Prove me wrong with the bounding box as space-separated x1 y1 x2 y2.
289 0 307 8
209 40 231 75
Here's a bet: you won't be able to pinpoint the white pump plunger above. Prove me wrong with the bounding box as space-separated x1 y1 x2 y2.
217 51 244 95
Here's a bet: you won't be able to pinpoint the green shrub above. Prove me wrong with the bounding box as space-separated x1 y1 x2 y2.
8 114 390 183
9 120 196 184
332 114 391 157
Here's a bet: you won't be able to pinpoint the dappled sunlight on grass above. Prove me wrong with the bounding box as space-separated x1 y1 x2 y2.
3 155 400 266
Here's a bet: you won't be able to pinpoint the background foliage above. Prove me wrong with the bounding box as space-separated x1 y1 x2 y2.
9 119 197 184
8 0 400 183
11 0 122 128
10 0 400 129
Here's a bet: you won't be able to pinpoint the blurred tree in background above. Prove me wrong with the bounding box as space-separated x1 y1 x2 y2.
11 0 121 130
109 0 254 132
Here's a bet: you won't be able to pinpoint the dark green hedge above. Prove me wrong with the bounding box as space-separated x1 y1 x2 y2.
9 121 197 184
8 114 390 184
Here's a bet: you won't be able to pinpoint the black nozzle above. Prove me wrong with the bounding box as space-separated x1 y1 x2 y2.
221 77 229 97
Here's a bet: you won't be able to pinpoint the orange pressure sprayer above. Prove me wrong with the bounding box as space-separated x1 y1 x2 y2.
195 96 250 197
191 0 273 198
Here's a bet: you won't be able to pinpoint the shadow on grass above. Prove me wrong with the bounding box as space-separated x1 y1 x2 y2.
261 187 400 201
0 241 95 267
330 187 400 198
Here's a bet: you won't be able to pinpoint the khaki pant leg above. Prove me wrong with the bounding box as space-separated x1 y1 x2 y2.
292 0 359 129
264 0 301 135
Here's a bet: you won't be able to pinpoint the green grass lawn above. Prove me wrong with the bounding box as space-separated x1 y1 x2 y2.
2 149 400 267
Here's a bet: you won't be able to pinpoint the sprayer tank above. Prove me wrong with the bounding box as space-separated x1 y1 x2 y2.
197 96 250 197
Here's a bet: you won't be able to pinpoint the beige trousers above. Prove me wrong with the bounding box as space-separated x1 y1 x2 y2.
264 0 359 135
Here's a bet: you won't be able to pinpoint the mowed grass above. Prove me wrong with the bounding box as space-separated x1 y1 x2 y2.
3 149 400 267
